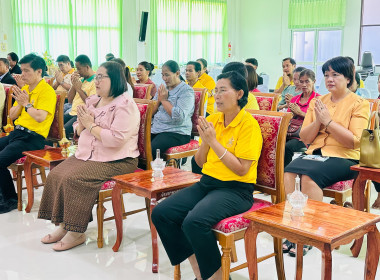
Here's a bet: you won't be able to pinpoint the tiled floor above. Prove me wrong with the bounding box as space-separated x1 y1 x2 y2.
0 163 379 280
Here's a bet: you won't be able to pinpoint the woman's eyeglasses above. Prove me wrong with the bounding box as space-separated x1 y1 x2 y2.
95 74 110 82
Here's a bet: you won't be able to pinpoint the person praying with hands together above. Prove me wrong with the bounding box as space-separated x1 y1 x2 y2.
152 71 262 280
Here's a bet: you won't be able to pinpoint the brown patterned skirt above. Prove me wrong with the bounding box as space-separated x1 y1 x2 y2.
38 156 138 233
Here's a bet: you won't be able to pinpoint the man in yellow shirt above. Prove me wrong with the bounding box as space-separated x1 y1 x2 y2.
274 57 296 94
0 53 56 213
64 54 96 137
53 55 74 92
185 61 208 115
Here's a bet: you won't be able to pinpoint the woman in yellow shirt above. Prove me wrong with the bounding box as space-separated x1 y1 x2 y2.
283 56 370 256
197 58 216 115
152 71 262 280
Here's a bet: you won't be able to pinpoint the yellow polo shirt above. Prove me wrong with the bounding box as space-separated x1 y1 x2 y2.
275 76 294 90
200 109 263 183
245 93 259 110
70 74 96 116
199 73 216 115
14 79 56 138
56 68 75 92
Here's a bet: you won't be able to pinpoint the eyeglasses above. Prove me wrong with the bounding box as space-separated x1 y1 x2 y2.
95 74 110 82
211 89 229 96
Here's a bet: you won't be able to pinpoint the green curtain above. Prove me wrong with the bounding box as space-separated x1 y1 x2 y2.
11 0 122 68
150 0 228 65
288 0 346 29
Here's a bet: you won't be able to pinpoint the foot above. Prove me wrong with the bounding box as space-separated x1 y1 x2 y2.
0 198 17 214
343 201 353 209
372 197 380 209
288 245 312 257
282 239 294 253
41 226 67 244
52 232 86 251
329 199 337 205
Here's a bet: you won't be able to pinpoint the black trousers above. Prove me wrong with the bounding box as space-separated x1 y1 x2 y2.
64 113 77 138
151 132 190 159
373 182 380 192
191 156 203 174
284 138 306 167
0 129 44 202
151 175 254 279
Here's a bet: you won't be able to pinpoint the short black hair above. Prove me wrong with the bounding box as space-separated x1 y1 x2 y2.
8 52 19 63
19 53 46 74
299 69 316 82
75 54 92 68
163 60 180 73
245 64 258 91
138 61 155 76
283 57 296 65
99 61 127 98
222 62 248 79
56 55 71 64
196 58 208 74
322 56 354 88
346 56 355 65
294 66 306 73
105 53 115 61
245 58 258 67
187 61 202 73
217 71 249 109
0 58 10 67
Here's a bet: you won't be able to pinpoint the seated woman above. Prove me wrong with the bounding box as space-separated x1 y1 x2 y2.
197 58 216 115
245 64 260 92
136 61 157 97
285 69 320 167
278 67 306 111
282 56 370 257
38 61 140 251
152 71 262 280
111 58 135 97
151 60 194 158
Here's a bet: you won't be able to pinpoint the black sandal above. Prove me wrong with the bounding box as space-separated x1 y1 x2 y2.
282 239 294 253
288 245 313 257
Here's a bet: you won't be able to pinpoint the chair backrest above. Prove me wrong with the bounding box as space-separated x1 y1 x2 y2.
134 98 154 170
133 84 153 100
191 88 207 135
247 110 292 203
253 92 280 111
47 92 66 140
2 85 13 127
361 51 374 69
44 77 54 87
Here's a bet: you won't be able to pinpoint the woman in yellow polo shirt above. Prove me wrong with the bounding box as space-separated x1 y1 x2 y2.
197 58 216 115
152 71 263 280
283 56 370 256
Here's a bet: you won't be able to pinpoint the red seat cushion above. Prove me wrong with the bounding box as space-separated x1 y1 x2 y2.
212 198 272 234
256 96 274 111
165 139 199 155
100 168 145 191
15 156 27 165
325 179 354 192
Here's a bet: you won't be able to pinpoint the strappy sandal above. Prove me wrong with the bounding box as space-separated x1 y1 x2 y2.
288 245 313 257
282 239 294 253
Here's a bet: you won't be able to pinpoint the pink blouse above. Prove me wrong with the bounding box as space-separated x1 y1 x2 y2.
74 93 140 162
137 78 157 97
287 91 320 117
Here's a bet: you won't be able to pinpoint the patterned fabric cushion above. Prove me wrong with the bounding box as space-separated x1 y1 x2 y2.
252 114 281 189
15 156 27 165
136 103 148 159
134 85 149 99
100 168 144 191
325 179 354 191
256 96 274 111
192 90 202 133
48 94 62 139
212 198 272 233
165 139 199 155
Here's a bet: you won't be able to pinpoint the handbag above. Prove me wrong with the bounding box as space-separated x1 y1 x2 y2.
286 117 304 139
359 111 380 168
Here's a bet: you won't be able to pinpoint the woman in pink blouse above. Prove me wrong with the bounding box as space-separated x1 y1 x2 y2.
38 61 140 251
136 61 157 97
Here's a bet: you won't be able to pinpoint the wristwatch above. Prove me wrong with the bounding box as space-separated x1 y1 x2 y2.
25 103 33 112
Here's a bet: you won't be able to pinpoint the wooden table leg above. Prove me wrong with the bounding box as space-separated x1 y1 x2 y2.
244 222 259 280
364 227 380 280
351 173 367 257
321 243 332 280
112 184 123 252
24 157 34 213
150 197 159 273
295 243 303 280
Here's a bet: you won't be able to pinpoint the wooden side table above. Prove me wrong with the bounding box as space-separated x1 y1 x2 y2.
244 200 380 280
23 148 67 212
111 167 201 273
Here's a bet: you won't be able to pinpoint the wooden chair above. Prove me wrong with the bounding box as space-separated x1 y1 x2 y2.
323 98 378 212
253 92 280 111
2 85 14 127
174 110 292 280
9 92 66 211
43 77 54 87
96 98 154 248
133 84 154 99
164 88 207 167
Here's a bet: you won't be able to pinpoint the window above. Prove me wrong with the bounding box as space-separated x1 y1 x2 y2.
12 0 122 67
291 29 342 84
150 0 227 65
359 0 380 65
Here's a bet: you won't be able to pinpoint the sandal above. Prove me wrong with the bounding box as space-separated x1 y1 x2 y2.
288 245 313 257
282 239 294 253
343 201 353 208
